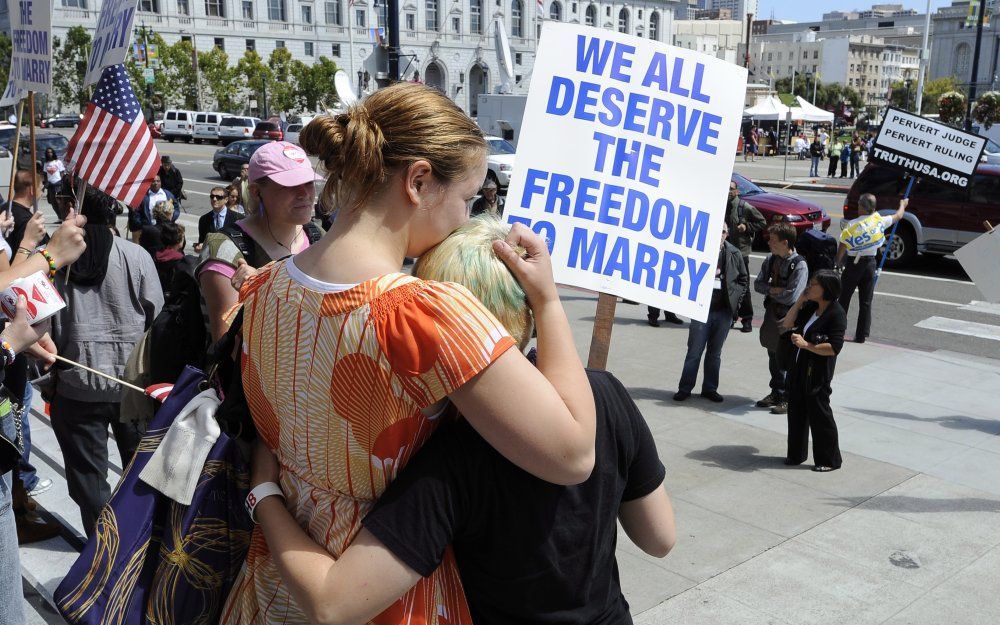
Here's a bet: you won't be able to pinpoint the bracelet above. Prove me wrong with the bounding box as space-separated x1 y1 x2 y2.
38 248 57 280
16 247 32 256
0 339 16 367
245 482 284 523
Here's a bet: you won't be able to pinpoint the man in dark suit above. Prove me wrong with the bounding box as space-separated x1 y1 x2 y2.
194 186 239 253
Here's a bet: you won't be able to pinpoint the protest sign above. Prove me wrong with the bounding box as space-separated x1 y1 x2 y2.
871 107 986 188
955 226 1000 303
85 0 139 86
0 0 53 106
503 22 748 322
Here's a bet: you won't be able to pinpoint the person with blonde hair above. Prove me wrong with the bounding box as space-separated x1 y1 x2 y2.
222 82 595 625
247 213 675 625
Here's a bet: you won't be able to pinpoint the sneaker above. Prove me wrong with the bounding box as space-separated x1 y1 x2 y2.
740 320 753 333
756 392 779 408
647 317 660 328
770 401 788 415
28 478 52 497
672 391 690 401
700 390 725 403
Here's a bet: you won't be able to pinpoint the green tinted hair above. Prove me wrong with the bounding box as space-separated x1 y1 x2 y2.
413 214 533 350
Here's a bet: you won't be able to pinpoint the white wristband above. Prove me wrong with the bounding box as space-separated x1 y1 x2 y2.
246 482 284 523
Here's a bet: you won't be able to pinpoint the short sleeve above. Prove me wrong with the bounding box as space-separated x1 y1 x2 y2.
880 216 894 231
373 280 517 409
592 371 665 502
195 232 245 277
362 421 478 577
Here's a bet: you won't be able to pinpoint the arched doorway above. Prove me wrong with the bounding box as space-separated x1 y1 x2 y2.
425 61 446 93
469 63 488 116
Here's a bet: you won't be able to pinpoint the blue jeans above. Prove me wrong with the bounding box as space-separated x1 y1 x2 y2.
1 471 25 625
810 156 820 177
678 307 732 394
16 383 36 492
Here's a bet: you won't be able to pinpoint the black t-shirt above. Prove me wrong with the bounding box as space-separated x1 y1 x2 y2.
7 201 49 251
363 369 666 625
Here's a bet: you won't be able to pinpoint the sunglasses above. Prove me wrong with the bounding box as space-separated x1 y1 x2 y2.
210 194 226 200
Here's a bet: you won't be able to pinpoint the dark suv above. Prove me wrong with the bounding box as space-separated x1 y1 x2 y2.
844 163 1000 267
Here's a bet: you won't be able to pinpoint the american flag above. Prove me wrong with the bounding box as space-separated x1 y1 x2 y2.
65 64 160 207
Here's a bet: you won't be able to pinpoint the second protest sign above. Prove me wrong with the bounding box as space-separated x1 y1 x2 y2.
504 22 748 322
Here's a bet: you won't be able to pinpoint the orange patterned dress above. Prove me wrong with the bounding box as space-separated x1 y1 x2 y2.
221 258 516 625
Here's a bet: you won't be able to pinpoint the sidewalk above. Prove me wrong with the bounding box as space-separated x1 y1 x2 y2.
734 154 856 192
19 289 1000 624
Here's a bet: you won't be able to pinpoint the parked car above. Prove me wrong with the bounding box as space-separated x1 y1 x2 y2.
41 113 82 128
844 162 1000 267
731 172 831 245
485 135 516 189
218 116 260 145
252 121 283 141
162 109 197 142
980 138 1000 165
285 123 303 145
12 132 70 171
0 123 17 148
193 111 226 144
0 145 12 195
213 139 271 180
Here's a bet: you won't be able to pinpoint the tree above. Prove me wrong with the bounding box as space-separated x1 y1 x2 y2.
198 47 240 112
52 26 92 112
236 50 272 116
772 77 863 113
267 47 297 113
920 77 959 114
0 34 10 109
292 57 338 112
160 39 199 110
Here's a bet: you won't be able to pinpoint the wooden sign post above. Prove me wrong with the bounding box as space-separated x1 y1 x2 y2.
586 293 618 370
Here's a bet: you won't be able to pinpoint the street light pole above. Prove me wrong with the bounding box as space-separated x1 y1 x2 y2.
914 0 932 115
965 0 987 131
135 22 154 122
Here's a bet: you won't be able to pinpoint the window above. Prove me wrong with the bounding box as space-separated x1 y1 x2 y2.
637 9 642 19
405 13 415 30
953 42 971 77
550 1 561 20
301 5 312 23
243 0 253 18
138 0 159 12
850 64 854 72
246 38 256 51
304 41 314 56
470 0 482 34
605 6 610 17
214 37 224 49
776 52 782 60
426 0 438 31
802 50 807 58
325 1 340 24
331 43 341 56
205 0 224 16
511 0 522 37
355 9 365 26
767 52 772 61
585 4 596 26
452 16 460 32
275 39 285 48
62 0 88 7
177 0 189 14
617 8 628 33
377 1 388 27
515 52 522 65
649 11 658 41
813 50 819 59
971 174 1000 203
268 0 285 20
571 2 576 12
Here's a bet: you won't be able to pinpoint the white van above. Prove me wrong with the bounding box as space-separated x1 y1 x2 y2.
162 109 197 143
218 116 260 145
193 111 226 144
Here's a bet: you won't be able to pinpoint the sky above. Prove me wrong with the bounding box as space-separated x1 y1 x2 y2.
754 0 956 23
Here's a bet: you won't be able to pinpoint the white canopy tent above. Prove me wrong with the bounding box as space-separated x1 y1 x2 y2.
744 95 791 120
792 96 834 123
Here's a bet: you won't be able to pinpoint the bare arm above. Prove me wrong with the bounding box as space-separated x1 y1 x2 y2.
891 197 909 224
618 484 676 558
834 242 849 268
200 270 240 342
450 225 596 486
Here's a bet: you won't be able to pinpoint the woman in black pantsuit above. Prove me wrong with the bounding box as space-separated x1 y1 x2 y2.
781 270 847 472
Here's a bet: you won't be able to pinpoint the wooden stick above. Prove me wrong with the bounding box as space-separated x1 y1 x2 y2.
51 354 146 394
4 100 24 214
27 92 38 214
586 292 618 371
985 220 996 234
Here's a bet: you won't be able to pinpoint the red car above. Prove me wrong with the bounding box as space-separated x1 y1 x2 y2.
732 172 831 245
252 121 283 141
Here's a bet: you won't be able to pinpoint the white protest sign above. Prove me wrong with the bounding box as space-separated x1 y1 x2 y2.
872 107 986 188
503 22 747 321
85 0 139 86
0 0 53 106
955 229 1000 303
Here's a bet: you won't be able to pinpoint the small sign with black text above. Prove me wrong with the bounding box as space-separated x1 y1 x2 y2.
871 107 986 188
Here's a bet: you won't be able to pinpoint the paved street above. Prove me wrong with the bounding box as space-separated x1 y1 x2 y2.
17 134 1000 623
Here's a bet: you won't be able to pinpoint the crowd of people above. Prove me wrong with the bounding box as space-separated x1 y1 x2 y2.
744 124 878 181
0 82 914 625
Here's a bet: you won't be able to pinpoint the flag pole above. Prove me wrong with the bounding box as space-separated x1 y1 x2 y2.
27 92 38 214
4 100 24 215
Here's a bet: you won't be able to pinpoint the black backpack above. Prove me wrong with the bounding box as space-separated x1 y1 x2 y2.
219 221 324 266
148 255 209 385
796 229 838 275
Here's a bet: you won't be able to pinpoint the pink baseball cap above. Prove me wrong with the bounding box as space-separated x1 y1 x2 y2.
248 141 322 186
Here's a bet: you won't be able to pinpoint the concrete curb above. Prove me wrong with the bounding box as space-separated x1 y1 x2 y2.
753 179 852 193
